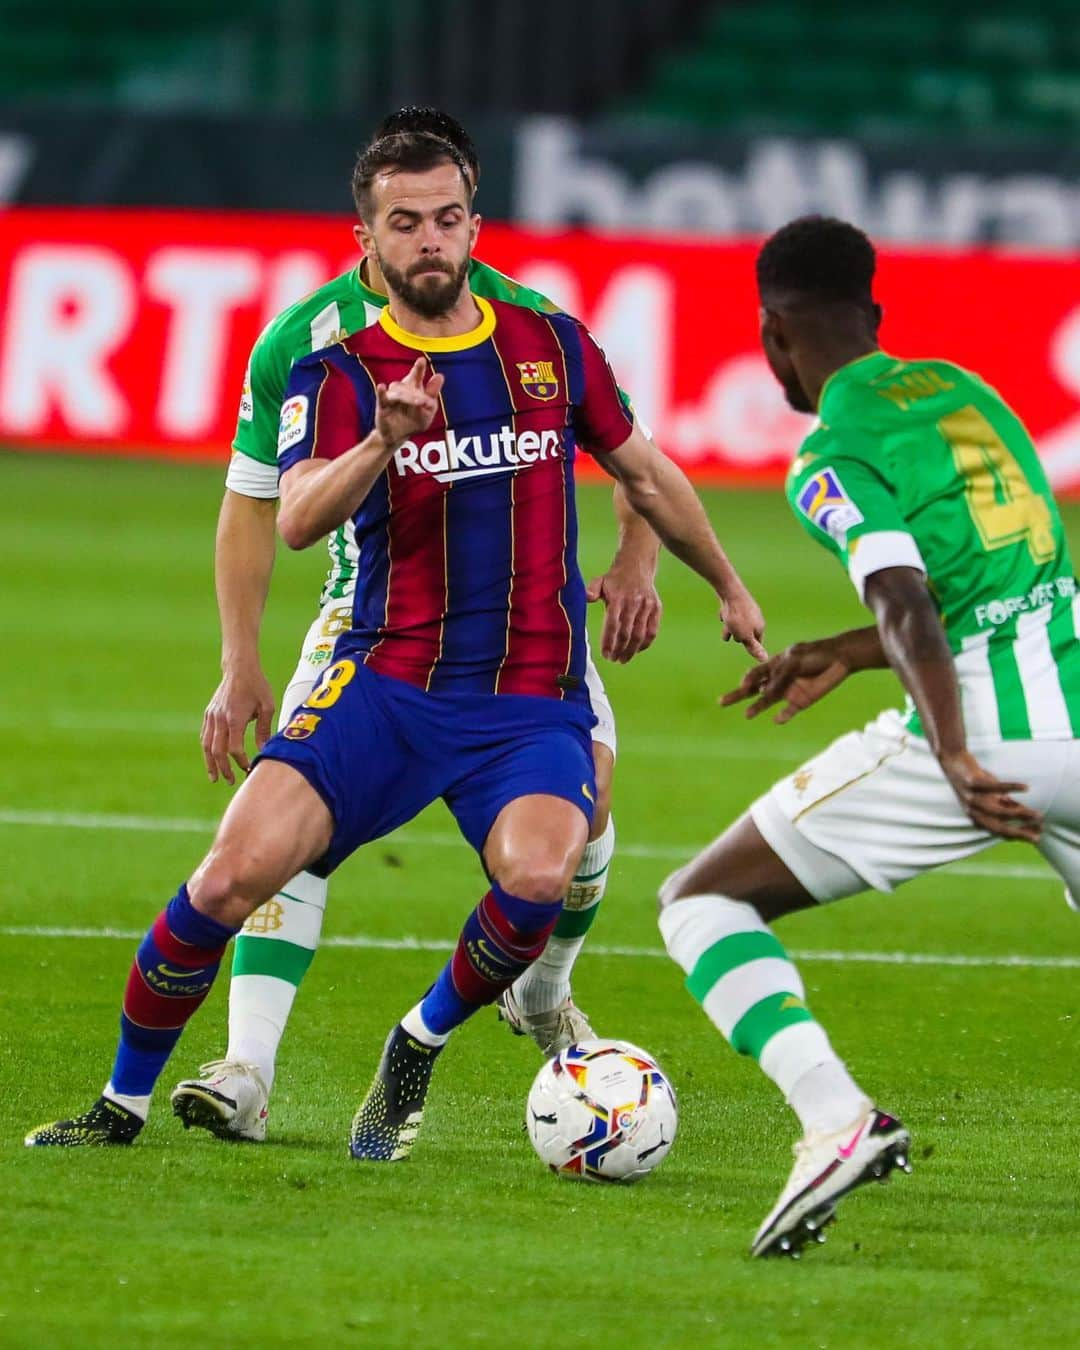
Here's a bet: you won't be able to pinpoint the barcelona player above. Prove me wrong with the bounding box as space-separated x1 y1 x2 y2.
183 107 664 1142
26 132 765 1156
659 215 1074 1257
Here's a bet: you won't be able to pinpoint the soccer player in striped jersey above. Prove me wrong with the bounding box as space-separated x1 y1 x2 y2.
660 214 1071 1258
186 109 662 1141
25 132 765 1154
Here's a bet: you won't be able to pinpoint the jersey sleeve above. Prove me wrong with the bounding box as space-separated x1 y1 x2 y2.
277 357 370 476
227 324 292 496
791 452 926 602
572 324 634 456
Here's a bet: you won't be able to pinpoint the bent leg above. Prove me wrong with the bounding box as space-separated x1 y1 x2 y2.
408 794 587 1042
659 810 870 1132
508 743 616 1032
225 620 338 1096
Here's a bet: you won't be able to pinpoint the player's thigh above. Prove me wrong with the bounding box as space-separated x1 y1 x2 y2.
263 659 443 876
189 758 334 923
585 649 616 760
1001 738 1080 908
277 602 354 730
446 701 596 887
751 709 1001 901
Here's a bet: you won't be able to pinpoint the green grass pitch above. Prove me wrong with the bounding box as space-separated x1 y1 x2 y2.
1 452 1077 1347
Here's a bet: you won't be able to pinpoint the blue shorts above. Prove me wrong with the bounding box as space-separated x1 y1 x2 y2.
257 661 597 876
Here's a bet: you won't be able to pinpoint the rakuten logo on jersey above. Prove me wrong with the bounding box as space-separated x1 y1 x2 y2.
393 425 564 482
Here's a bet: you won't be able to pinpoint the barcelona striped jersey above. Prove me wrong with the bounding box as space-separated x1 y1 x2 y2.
277 295 634 703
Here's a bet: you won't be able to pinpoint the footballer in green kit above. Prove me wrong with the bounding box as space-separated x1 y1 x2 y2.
660 215 1076 1258
171 109 664 1141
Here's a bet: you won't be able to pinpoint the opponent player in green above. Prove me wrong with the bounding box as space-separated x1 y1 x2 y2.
660 215 1073 1257
175 109 663 1140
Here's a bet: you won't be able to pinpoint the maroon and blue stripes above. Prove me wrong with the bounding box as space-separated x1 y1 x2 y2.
111 886 238 1096
420 884 563 1035
282 299 630 702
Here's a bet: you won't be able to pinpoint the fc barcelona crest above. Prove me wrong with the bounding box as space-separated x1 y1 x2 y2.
517 360 559 401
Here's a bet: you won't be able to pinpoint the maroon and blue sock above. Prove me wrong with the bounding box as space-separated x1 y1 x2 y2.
109 885 238 1098
417 884 563 1037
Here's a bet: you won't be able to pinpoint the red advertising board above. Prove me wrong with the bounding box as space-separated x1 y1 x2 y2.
2 208 1079 487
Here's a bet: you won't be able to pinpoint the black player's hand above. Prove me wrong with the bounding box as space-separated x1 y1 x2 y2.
720 640 849 723
937 749 1043 843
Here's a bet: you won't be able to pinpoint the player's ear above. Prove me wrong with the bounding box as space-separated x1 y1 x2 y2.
469 212 481 250
354 221 375 258
871 301 884 333
760 305 790 352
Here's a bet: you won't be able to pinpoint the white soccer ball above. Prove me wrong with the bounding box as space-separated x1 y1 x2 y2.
525 1038 678 1182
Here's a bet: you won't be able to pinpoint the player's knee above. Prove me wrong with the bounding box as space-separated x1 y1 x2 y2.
188 846 273 928
497 857 574 906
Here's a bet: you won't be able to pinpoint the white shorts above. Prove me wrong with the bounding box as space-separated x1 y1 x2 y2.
751 708 1080 904
278 602 617 757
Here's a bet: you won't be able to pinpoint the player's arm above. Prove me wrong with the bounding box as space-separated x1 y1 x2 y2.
587 480 662 663
867 567 1041 841
201 343 286 785
598 423 766 660
278 358 444 550
720 624 886 722
202 491 278 784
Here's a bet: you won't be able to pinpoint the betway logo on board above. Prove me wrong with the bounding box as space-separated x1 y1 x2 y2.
392 425 564 482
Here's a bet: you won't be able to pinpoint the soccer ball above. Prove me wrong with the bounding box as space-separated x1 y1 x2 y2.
525 1038 678 1182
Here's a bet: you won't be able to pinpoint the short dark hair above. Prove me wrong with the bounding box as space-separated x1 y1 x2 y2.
372 106 480 184
351 130 473 218
757 215 876 305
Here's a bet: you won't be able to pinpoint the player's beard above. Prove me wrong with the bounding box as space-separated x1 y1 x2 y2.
378 252 470 320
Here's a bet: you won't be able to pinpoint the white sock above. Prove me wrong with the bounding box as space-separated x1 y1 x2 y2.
225 869 328 1091
103 1083 151 1121
401 1003 450 1048
659 893 869 1131
226 977 298 1092
511 817 615 1015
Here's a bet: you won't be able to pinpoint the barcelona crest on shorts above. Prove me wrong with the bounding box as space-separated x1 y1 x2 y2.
283 712 321 740
517 360 559 401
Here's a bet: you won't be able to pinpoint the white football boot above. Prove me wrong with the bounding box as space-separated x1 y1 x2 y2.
751 1106 912 1258
170 1060 269 1142
496 987 595 1058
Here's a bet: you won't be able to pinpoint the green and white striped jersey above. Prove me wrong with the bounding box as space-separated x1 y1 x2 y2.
229 260 560 607
786 351 1080 745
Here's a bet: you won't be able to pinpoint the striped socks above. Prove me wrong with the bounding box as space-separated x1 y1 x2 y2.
107 885 238 1114
510 816 615 1015
412 884 564 1040
659 893 868 1133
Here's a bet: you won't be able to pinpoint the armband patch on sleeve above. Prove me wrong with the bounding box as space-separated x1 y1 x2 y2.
278 395 309 454
797 468 864 544
238 364 254 422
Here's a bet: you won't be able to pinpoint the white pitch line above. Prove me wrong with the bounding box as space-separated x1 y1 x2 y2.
0 807 1060 881
0 925 1076 969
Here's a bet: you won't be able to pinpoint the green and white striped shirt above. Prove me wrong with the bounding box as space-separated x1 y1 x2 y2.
786 351 1080 745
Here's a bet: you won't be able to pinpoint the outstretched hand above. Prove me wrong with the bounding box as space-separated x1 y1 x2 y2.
375 357 445 448
720 639 849 723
